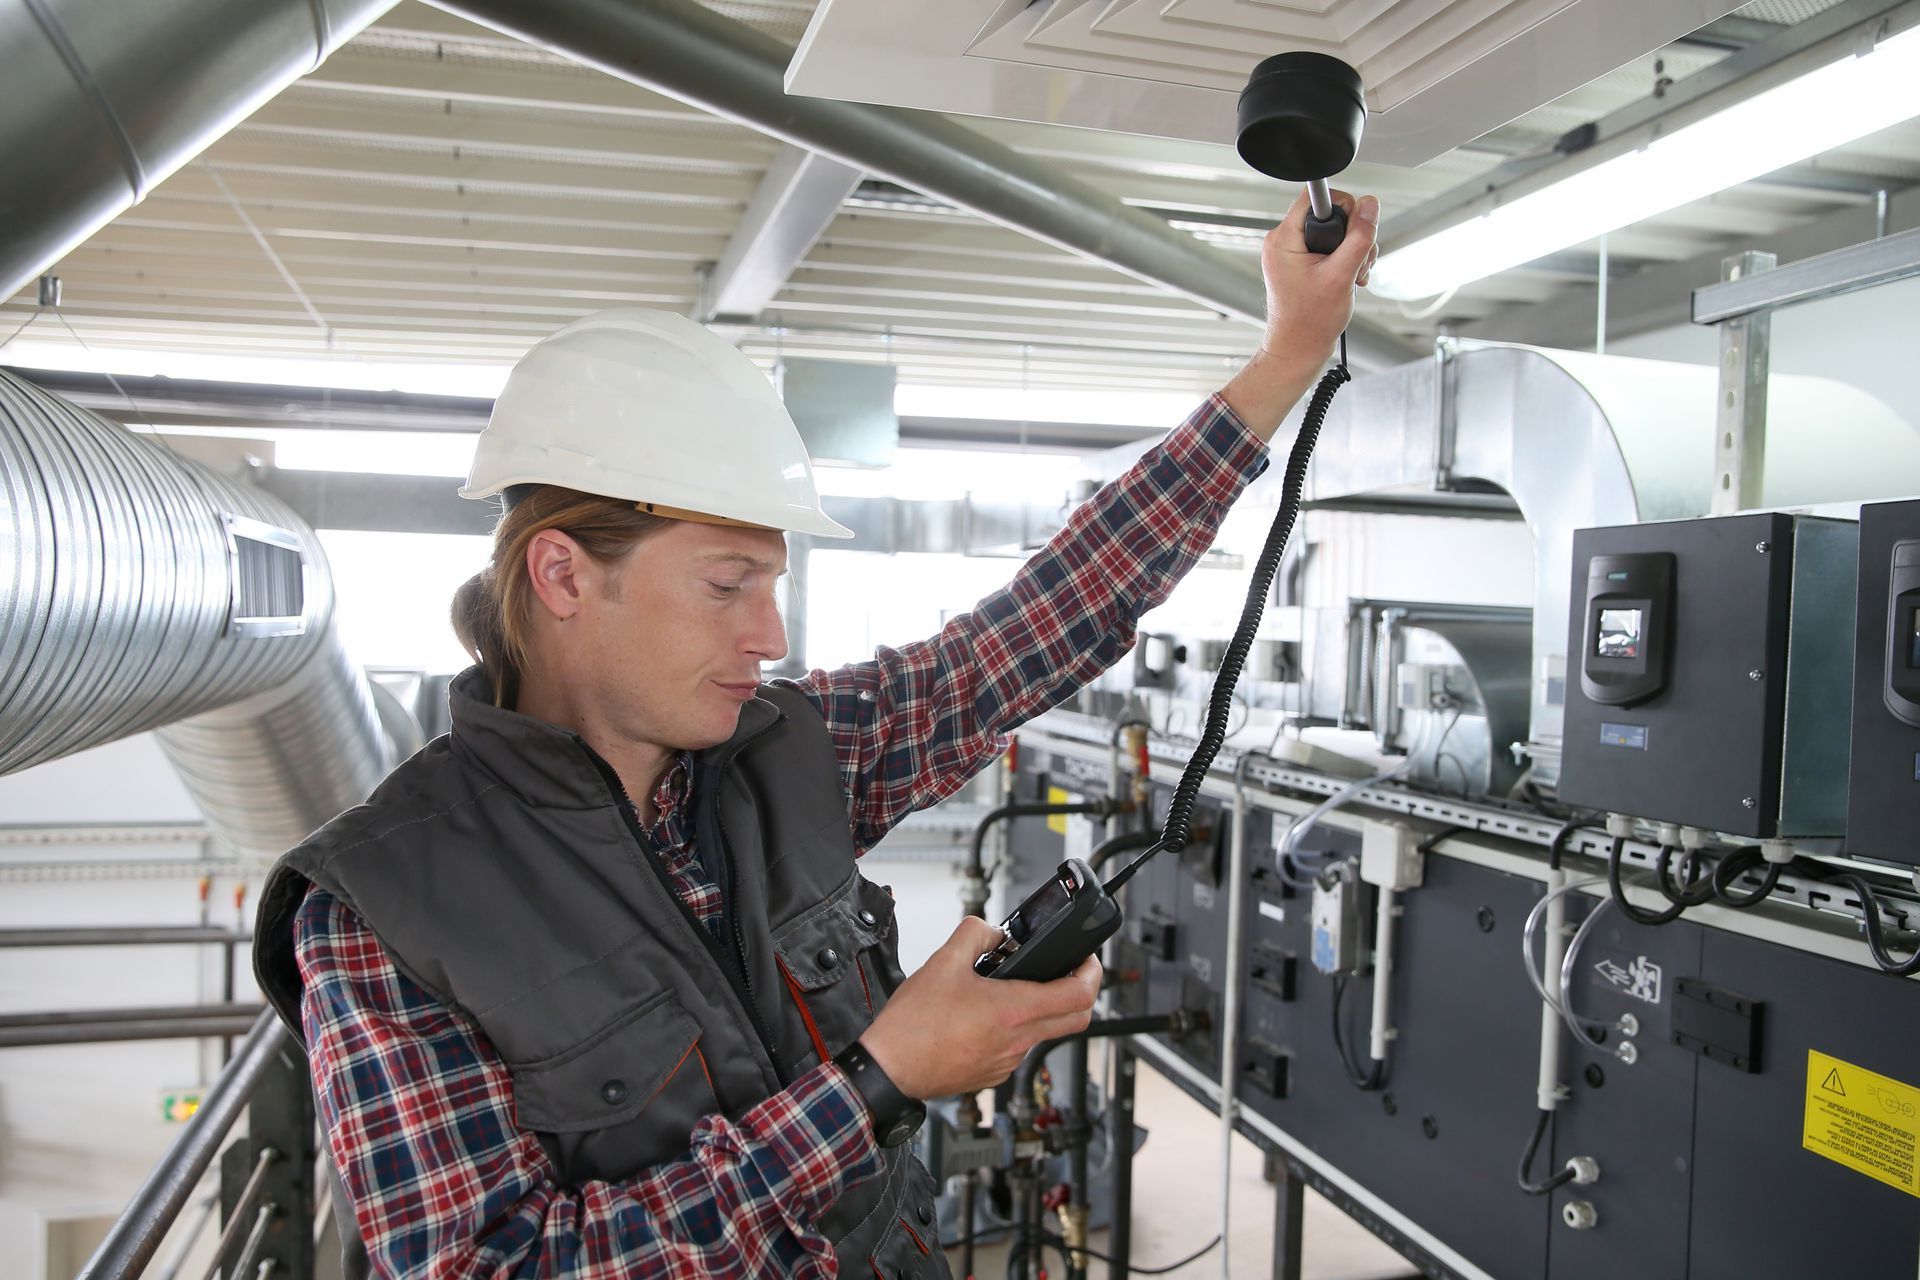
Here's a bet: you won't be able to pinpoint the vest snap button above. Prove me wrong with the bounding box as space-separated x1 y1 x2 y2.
917 1201 933 1226
858 909 878 928
601 1079 629 1105
817 946 840 970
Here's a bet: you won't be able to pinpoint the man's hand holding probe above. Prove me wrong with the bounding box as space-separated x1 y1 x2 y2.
860 916 1101 1098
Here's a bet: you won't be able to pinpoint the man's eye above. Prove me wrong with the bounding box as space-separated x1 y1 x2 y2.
706 581 743 596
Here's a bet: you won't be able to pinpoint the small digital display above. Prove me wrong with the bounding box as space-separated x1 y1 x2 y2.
1006 876 1074 944
1910 607 1919 669
1596 608 1644 660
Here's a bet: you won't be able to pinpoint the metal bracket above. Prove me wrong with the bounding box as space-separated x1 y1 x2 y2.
1709 250 1776 515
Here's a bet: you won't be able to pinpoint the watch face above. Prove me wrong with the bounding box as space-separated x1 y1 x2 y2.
881 1102 928 1148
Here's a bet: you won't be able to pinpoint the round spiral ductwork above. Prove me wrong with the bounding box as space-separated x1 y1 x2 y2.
0 368 394 853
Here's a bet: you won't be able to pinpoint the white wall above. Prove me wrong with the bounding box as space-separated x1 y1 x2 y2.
1605 273 1920 433
0 736 255 1280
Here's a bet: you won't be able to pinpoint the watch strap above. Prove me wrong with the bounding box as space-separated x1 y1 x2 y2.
833 1039 926 1147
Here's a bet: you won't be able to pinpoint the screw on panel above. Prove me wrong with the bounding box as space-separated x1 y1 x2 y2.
1741 797 1757 810
1420 1115 1439 1140
1755 541 1770 553
1748 670 1764 682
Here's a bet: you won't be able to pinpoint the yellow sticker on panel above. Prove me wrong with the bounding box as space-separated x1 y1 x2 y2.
1802 1049 1920 1198
1046 788 1073 835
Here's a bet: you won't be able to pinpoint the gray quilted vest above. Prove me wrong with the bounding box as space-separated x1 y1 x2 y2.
255 668 949 1279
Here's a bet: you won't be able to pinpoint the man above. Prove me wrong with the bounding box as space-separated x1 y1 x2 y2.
254 190 1379 1278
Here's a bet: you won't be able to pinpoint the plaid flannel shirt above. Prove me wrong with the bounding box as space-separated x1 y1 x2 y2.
294 394 1269 1278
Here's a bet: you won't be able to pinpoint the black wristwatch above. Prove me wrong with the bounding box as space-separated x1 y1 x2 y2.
833 1039 927 1148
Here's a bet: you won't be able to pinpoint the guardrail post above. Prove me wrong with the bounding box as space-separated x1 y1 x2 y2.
220 1038 316 1280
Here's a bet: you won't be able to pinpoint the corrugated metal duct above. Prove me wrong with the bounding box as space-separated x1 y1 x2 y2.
0 369 395 854
0 0 397 300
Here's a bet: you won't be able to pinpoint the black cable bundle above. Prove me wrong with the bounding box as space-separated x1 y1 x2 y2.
1516 1109 1577 1196
1331 972 1387 1091
1607 836 1688 927
1709 845 1783 909
1818 870 1920 977
1656 843 1716 908
1105 356 1352 894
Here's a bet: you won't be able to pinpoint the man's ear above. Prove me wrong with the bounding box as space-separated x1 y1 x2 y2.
525 529 587 621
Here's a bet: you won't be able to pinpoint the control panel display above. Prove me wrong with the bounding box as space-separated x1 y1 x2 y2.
1597 608 1644 660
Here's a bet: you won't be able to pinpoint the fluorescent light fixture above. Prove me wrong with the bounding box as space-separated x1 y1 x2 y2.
1369 26 1920 301
893 384 1208 430
0 339 511 398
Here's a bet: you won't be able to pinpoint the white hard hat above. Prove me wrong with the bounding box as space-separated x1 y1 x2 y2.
461 309 853 539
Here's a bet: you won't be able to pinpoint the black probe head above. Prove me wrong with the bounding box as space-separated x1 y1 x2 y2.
1235 52 1366 182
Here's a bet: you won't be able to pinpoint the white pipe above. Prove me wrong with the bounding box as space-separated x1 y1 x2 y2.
1535 866 1570 1111
1368 885 1397 1063
1216 756 1255 1279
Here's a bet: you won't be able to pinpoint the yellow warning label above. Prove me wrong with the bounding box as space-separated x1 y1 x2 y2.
1803 1050 1920 1198
1046 787 1074 835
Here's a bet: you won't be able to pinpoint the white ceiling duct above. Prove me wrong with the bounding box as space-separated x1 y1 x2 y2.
788 0 1746 164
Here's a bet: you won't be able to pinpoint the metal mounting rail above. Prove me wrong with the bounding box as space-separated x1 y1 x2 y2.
1020 713 1918 966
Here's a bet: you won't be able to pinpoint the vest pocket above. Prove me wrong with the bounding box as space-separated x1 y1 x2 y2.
508 989 713 1136
772 872 904 1065
868 1155 948 1279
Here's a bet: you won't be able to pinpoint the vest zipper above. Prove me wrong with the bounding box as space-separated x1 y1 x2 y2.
583 749 787 1084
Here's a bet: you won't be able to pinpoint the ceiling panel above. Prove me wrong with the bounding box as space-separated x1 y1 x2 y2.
1 0 1911 417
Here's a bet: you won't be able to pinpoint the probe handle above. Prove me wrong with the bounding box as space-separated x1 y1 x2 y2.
1303 204 1348 255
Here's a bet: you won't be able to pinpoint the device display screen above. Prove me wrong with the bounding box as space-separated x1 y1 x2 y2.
1006 875 1074 944
1911 606 1920 669
1596 607 1644 660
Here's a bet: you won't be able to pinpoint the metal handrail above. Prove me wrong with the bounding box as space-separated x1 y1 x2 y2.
0 926 249 948
0 1009 264 1049
76 1011 289 1280
0 1003 263 1029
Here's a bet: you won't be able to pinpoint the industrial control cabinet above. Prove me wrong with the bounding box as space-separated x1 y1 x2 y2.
1010 741 1920 1280
1557 513 1859 838
1849 498 1920 868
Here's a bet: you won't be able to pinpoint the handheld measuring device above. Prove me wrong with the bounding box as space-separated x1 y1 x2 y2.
973 858 1123 979
979 52 1366 984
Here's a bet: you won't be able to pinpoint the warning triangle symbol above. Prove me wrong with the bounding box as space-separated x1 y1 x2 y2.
1821 1068 1847 1097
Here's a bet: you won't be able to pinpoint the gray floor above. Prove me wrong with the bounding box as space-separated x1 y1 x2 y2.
961 1065 1417 1280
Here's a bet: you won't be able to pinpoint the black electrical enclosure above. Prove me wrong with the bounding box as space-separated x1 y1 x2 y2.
1577 551 1674 707
1885 537 1920 727
1559 514 1799 837
1849 500 1920 866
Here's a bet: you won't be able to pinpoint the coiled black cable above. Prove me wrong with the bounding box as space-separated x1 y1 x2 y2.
1106 356 1352 894
1608 837 1687 926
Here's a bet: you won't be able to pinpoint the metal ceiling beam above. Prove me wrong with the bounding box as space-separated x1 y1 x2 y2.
700 144 864 322
14 369 1165 455
1672 14 1787 53
1458 187 1920 347
423 0 1419 372
1383 0 1920 257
